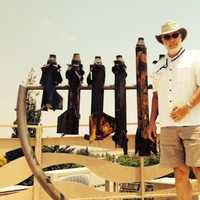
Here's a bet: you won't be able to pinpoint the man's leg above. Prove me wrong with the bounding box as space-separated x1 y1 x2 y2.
181 125 200 197
174 165 192 200
192 167 200 187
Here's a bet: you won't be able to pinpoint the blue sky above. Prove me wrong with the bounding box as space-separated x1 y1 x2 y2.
1 0 200 136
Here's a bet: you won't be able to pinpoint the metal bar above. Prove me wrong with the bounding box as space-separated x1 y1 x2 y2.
140 157 145 200
0 122 140 128
26 84 152 90
33 125 42 200
16 85 66 200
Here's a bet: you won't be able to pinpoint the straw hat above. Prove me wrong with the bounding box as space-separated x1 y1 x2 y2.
156 21 187 44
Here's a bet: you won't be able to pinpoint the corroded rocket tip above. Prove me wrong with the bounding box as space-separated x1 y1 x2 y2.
47 54 57 64
72 53 81 61
116 55 124 63
71 53 81 65
94 56 102 64
49 54 56 58
137 37 145 45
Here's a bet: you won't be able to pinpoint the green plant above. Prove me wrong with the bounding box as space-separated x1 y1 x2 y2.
12 68 41 138
42 145 75 153
144 154 160 166
103 153 160 167
76 147 90 156
117 155 140 167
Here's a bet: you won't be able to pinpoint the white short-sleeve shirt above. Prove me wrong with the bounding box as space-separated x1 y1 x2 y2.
151 48 200 127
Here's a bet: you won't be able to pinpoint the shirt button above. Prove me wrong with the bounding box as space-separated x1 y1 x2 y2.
169 79 172 81
169 89 172 92
169 100 172 103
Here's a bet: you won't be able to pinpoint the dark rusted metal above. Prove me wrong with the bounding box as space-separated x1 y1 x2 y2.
84 112 116 142
88 57 105 140
135 38 157 156
17 85 66 200
112 55 128 155
85 57 116 141
39 54 63 111
87 56 105 114
26 84 152 90
57 54 85 135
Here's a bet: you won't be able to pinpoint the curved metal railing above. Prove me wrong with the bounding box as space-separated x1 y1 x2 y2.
16 85 66 200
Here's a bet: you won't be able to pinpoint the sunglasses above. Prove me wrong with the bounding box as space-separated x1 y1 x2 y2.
162 32 180 40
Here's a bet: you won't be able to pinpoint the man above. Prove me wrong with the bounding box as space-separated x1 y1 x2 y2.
148 21 200 200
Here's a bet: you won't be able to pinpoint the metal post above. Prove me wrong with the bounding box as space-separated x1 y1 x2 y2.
140 157 145 200
33 125 42 200
135 38 149 199
105 180 110 192
135 37 149 145
113 182 118 192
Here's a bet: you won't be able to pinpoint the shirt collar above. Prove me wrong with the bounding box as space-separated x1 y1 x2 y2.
166 48 186 62
156 48 186 73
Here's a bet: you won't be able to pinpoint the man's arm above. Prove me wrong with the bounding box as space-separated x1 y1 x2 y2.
150 91 159 123
147 91 159 142
170 87 200 122
188 87 200 108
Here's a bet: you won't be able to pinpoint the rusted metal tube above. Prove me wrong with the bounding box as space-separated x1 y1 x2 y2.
87 56 105 114
112 55 128 155
16 85 66 200
39 54 63 111
135 38 157 156
57 54 85 135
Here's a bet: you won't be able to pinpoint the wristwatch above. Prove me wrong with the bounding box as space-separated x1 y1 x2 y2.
186 102 193 109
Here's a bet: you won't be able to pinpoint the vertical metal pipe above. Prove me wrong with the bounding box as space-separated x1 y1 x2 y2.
112 55 128 155
33 125 42 200
87 56 105 114
135 37 150 156
57 53 85 136
140 157 145 200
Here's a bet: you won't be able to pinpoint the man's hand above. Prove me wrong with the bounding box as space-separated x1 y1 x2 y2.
170 104 191 122
147 122 157 143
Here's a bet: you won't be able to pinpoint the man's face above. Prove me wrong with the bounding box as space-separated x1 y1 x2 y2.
161 31 182 54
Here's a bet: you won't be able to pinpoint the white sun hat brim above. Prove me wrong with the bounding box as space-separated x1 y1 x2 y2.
155 21 187 44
